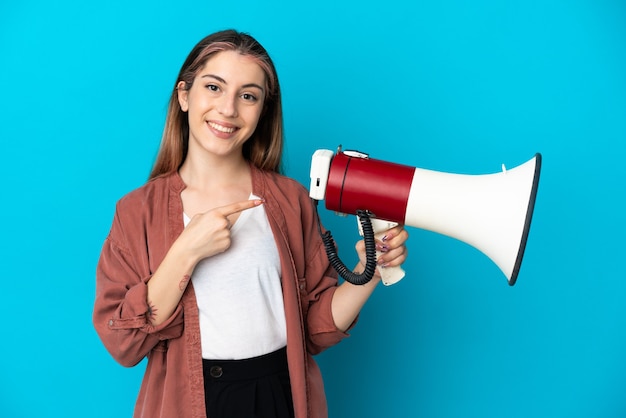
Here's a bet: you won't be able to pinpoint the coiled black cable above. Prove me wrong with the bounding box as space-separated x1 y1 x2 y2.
313 200 378 285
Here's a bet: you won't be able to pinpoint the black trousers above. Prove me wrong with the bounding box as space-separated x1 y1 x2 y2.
202 347 295 418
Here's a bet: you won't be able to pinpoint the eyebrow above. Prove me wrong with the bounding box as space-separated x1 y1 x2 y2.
201 74 265 92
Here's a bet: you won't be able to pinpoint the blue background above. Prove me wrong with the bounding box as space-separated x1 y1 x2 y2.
2 0 625 417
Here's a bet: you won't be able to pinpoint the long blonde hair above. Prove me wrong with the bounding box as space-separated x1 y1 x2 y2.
149 30 284 179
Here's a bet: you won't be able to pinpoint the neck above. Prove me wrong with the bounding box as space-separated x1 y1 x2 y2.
179 153 251 192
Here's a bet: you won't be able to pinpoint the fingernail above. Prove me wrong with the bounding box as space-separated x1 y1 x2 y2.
383 232 395 242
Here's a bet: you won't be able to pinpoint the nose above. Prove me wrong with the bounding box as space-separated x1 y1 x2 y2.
218 93 238 118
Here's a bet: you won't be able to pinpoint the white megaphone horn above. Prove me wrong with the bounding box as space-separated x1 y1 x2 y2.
309 146 542 286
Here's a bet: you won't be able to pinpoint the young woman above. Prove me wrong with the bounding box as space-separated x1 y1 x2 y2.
93 29 408 418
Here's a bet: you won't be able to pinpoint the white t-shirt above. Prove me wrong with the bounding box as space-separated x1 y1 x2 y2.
184 195 287 360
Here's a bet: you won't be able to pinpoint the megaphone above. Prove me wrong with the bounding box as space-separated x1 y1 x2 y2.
309 146 541 286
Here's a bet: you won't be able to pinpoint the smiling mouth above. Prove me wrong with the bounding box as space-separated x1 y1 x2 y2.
208 121 237 134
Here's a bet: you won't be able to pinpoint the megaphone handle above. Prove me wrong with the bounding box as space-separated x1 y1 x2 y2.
357 217 406 286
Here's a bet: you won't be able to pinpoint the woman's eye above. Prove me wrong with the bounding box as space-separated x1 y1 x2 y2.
241 93 258 102
205 84 219 92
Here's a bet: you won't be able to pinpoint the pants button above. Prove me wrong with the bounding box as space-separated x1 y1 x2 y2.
209 366 223 378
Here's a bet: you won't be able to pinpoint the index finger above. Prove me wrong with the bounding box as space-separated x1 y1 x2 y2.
382 225 408 246
217 198 264 217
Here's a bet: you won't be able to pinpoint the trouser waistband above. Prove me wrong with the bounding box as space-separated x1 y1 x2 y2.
202 347 288 381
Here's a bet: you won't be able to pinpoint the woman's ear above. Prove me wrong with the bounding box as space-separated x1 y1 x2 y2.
177 81 189 112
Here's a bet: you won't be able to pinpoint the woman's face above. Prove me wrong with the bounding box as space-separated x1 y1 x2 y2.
178 50 266 162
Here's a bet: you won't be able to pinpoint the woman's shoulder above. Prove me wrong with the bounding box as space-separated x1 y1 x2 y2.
115 173 176 211
258 170 310 199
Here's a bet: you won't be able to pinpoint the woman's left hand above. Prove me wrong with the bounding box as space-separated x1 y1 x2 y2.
332 225 409 331
355 225 409 277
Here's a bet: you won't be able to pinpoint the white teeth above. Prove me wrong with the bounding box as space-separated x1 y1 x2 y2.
208 122 236 133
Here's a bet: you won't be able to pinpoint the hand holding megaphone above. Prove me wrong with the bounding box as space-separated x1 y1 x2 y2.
309 146 541 286
356 217 406 286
